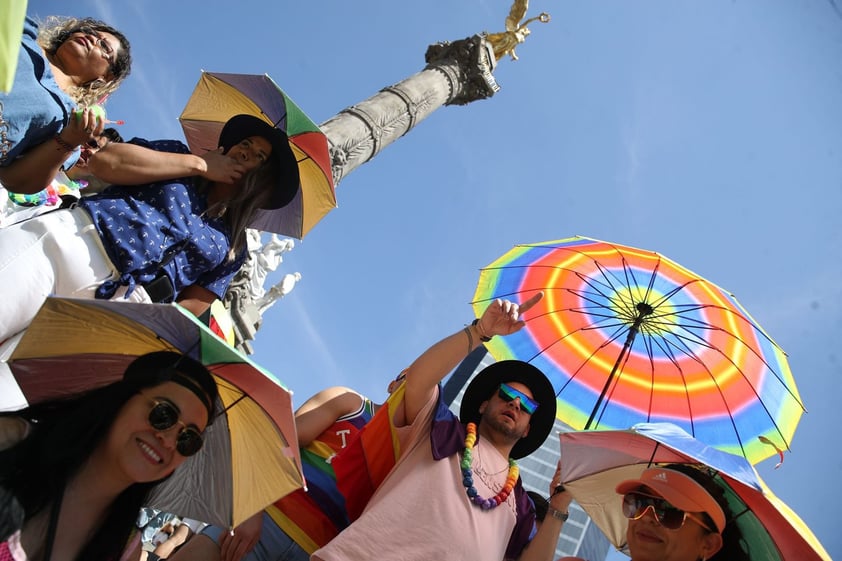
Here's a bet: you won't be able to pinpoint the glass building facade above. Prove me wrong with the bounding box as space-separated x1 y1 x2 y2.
442 347 612 561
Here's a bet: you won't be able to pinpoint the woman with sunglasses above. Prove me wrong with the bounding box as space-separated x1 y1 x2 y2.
0 351 217 561
615 464 749 561
0 14 131 196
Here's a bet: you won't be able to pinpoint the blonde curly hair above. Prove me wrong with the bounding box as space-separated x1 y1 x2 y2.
36 16 132 106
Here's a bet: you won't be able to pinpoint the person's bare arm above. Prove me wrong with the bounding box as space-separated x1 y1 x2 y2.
219 513 261 561
0 108 100 194
516 463 573 561
176 285 217 318
294 387 365 446
403 293 543 425
153 524 193 558
88 143 246 185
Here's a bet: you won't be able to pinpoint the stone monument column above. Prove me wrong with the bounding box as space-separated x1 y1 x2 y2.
225 2 551 352
321 35 499 186
226 36 502 353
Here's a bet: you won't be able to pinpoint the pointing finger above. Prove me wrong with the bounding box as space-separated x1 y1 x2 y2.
518 291 544 314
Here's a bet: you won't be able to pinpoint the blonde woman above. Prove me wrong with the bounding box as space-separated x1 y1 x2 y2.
0 15 132 194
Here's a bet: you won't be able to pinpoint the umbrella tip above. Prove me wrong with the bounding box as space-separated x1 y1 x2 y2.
636 302 654 315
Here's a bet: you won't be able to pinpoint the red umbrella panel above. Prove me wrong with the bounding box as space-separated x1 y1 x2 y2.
180 71 336 239
473 236 805 465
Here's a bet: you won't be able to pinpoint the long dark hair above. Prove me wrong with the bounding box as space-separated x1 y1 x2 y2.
37 16 132 106
663 464 750 561
200 160 277 262
0 351 217 560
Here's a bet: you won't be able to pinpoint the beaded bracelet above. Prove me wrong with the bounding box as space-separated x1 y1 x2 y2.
53 134 76 153
471 319 493 342
548 506 569 521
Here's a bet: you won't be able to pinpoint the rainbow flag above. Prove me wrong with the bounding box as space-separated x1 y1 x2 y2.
265 398 375 553
333 382 405 521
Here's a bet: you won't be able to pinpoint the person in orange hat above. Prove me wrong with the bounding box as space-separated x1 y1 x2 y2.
615 464 749 561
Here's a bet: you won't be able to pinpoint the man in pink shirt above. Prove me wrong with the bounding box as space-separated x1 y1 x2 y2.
315 292 572 560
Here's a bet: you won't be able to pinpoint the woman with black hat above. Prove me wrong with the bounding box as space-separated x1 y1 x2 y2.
0 114 300 341
314 292 573 561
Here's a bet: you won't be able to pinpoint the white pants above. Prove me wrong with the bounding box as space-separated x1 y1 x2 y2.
0 207 150 342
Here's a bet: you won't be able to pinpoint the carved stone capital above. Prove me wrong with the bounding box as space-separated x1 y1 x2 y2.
424 34 500 106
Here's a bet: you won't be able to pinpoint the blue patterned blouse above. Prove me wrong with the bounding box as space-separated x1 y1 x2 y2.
79 138 246 300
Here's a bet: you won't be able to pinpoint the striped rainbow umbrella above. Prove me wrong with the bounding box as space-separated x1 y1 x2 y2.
472 236 805 465
8 297 304 529
180 71 336 239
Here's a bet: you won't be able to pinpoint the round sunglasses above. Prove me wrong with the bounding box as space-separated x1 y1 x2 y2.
145 397 204 457
622 492 716 533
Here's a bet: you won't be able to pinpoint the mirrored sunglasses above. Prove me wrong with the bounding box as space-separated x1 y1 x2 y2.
498 383 539 415
622 492 715 532
147 399 204 457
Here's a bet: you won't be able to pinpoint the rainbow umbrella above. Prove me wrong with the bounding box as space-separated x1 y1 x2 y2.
7 297 304 529
180 71 336 239
473 236 804 465
559 423 831 560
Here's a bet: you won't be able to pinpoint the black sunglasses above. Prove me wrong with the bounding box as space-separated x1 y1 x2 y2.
146 398 204 457
622 492 714 532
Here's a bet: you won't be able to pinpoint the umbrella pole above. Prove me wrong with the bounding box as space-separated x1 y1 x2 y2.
584 303 652 429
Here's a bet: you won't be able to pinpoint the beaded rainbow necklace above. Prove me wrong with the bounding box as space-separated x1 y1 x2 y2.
460 422 519 510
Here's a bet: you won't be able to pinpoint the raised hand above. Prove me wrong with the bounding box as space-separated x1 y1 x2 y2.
60 106 105 149
200 147 247 184
548 461 572 513
219 511 263 561
476 291 543 338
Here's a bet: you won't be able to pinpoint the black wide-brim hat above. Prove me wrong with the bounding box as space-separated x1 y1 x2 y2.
218 114 300 210
459 360 556 459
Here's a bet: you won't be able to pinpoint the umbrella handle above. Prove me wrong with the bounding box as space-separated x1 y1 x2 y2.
585 303 652 429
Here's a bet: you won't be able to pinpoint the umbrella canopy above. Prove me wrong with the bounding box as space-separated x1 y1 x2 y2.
7 297 304 529
472 236 804 464
180 71 336 239
559 423 830 561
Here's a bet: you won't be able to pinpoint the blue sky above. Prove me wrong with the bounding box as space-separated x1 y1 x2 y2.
29 1 842 558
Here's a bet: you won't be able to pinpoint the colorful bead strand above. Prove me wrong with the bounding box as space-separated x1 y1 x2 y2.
460 422 519 510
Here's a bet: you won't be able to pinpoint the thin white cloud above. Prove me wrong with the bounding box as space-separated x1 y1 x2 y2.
87 1 179 138
285 296 344 384
618 119 642 192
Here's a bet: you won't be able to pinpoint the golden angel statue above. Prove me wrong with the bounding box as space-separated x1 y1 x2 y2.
484 0 550 61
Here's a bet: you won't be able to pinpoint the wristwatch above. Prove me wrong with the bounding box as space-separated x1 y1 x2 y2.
548 507 569 521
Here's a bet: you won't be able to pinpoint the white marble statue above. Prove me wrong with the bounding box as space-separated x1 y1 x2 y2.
247 230 295 301
256 272 302 314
